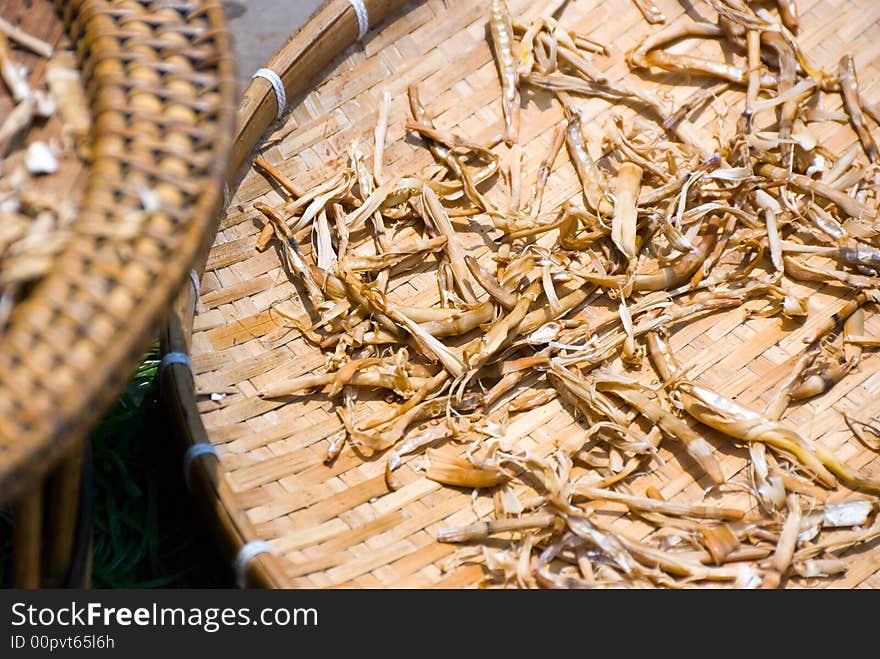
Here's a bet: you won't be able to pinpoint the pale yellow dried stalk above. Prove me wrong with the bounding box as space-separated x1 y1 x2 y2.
425 449 510 489
0 16 51 58
611 162 643 263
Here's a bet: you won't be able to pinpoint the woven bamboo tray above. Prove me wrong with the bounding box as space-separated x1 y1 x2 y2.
163 0 880 588
0 0 236 587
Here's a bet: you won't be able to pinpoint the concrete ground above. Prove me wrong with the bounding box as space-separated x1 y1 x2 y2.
222 0 326 93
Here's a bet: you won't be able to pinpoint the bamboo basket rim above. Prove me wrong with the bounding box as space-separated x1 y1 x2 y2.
162 0 880 589
0 0 237 505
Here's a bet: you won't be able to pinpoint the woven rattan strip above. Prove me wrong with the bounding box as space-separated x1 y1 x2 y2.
0 0 236 503
179 0 880 588
0 0 98 589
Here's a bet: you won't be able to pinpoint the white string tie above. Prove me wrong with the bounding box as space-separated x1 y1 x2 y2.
160 351 191 374
234 540 272 588
189 269 201 297
348 0 369 40
182 442 219 490
252 67 286 120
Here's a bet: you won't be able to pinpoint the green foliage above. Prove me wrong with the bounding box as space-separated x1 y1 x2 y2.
89 347 228 588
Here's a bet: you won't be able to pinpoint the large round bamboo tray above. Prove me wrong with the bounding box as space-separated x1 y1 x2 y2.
163 0 880 588
0 0 236 587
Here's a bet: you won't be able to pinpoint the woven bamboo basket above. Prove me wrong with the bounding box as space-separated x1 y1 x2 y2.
162 0 880 588
0 0 236 587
